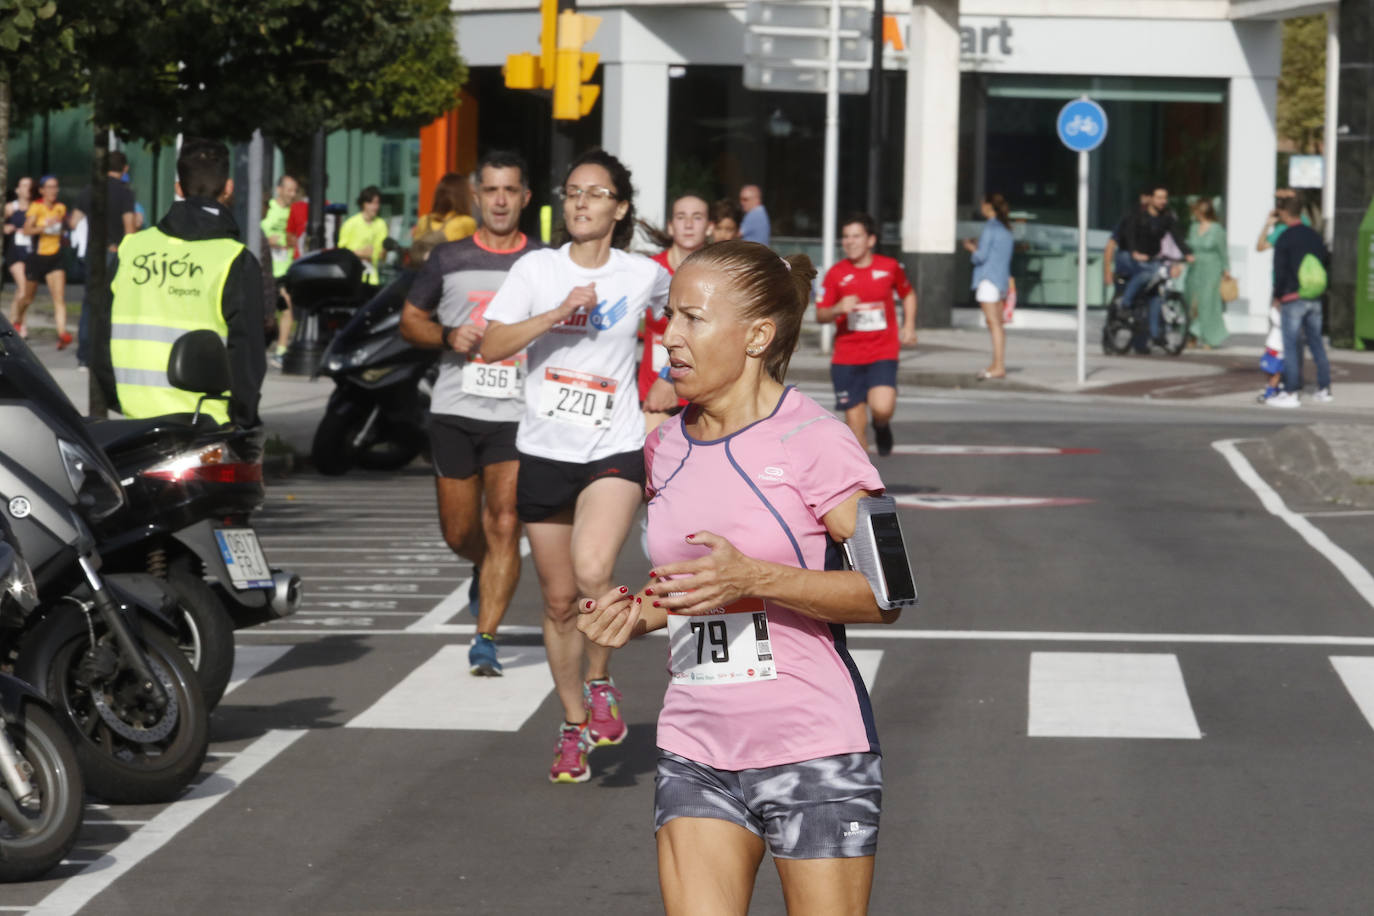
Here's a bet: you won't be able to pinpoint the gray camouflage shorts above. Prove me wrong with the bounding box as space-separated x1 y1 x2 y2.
653 750 882 859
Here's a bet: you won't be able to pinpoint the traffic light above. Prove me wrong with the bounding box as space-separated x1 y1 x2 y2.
504 0 558 90
553 9 601 120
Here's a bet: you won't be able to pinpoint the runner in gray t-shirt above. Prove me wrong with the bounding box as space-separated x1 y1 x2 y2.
400 151 541 677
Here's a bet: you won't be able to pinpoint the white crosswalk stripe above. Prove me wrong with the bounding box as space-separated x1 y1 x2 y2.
1027 651 1202 739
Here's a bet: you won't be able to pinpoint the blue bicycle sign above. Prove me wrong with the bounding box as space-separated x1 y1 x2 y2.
1057 98 1108 152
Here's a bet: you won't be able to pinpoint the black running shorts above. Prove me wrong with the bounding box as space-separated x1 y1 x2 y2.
515 448 646 523
428 413 519 480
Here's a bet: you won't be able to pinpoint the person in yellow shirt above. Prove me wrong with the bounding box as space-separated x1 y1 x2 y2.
409 172 477 263
11 175 72 348
337 186 389 285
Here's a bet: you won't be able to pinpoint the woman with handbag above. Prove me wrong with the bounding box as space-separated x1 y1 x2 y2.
1185 199 1230 349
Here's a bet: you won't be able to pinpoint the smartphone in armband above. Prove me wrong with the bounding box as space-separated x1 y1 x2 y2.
842 496 918 610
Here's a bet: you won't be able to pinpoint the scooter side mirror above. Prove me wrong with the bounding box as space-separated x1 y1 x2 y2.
167 330 231 395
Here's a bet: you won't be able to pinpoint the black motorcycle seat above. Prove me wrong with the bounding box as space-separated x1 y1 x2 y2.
86 413 221 453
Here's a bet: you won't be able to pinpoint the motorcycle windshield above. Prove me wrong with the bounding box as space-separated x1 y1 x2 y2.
335 271 416 345
0 316 120 481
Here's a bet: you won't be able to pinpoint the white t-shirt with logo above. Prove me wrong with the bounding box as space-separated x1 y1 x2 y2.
484 243 671 463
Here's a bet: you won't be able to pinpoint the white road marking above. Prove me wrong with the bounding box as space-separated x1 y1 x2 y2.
346 645 553 731
406 539 533 633
870 445 1098 456
222 645 293 698
892 494 1092 510
1331 657 1374 731
1213 439 1374 611
1028 652 1201 739
849 649 883 688
239 627 1374 646
27 730 306 916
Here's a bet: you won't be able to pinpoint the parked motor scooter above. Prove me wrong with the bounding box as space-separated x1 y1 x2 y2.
0 520 83 882
310 266 431 475
88 331 302 710
0 317 208 805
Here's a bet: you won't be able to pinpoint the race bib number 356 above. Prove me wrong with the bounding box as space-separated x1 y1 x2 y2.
667 598 777 685
461 358 522 399
539 367 616 428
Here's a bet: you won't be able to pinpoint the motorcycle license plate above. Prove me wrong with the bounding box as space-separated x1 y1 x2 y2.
214 528 274 590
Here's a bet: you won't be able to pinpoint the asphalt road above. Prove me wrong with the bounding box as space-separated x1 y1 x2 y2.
5 384 1374 915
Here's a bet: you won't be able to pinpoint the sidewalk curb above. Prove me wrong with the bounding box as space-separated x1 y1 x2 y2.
1251 425 1374 510
785 365 1052 393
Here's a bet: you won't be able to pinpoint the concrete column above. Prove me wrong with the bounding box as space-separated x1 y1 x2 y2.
1332 0 1369 347
1225 71 1278 333
245 130 264 258
602 61 670 230
1324 9 1340 244
899 0 960 328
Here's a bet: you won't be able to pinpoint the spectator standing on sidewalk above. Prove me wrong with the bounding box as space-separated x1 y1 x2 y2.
1255 188 1311 253
738 184 770 246
337 186 389 285
70 151 137 368
1184 199 1229 349
12 176 71 348
1267 196 1332 408
3 177 34 311
963 193 1014 380
262 174 300 369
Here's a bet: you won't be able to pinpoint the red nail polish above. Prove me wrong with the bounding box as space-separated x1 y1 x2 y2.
619 586 628 594
584 600 593 609
648 570 658 578
686 534 695 540
652 601 661 608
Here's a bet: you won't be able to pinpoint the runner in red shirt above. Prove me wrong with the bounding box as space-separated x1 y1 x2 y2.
639 193 709 430
816 212 917 455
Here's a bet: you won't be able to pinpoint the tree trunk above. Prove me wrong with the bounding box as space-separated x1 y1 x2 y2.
86 128 110 418
0 77 9 218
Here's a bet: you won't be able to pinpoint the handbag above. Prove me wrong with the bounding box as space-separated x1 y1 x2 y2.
1219 275 1238 302
1002 277 1016 324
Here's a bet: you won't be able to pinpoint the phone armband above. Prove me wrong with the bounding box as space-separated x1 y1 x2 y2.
842 496 918 611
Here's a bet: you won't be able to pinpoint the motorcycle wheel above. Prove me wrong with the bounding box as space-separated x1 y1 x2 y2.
19 615 208 805
0 705 83 882
1160 294 1189 356
312 397 422 475
167 564 235 711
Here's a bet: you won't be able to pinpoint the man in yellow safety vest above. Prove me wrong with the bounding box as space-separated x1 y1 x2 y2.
99 138 265 427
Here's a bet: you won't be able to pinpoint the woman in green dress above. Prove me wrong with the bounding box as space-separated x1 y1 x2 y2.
1185 199 1230 348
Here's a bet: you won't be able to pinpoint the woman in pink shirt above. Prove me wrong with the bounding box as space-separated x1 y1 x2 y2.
579 240 905 915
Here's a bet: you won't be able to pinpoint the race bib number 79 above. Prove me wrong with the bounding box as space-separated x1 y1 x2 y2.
667 598 777 685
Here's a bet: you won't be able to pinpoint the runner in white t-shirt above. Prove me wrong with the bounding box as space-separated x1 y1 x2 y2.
482 149 671 783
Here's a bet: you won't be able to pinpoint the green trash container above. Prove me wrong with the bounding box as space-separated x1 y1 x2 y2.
1355 197 1374 349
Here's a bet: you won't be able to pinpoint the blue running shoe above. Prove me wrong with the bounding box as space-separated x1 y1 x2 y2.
469 632 502 677
467 567 480 618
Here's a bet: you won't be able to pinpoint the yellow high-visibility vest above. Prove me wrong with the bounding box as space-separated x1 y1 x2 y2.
109 228 243 424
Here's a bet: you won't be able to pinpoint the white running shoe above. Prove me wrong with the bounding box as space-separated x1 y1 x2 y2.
1266 391 1301 409
1312 387 1333 403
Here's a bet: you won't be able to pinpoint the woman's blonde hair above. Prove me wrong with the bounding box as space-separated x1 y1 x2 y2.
679 240 818 382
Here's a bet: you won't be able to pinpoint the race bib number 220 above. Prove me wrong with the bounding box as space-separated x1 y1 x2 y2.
538 368 616 427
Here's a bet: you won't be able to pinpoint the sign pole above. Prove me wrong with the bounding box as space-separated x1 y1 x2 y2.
819 0 841 354
1056 95 1106 387
1077 148 1088 386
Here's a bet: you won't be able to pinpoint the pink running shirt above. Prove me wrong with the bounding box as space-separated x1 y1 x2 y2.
645 387 886 770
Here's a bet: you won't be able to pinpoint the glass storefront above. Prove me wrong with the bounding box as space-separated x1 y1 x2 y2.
957 74 1228 307
661 66 1228 307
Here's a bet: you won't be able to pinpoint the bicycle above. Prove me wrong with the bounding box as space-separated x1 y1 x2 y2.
1101 260 1188 356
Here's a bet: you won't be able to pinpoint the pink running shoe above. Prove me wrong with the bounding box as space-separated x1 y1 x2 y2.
584 678 627 747
549 724 590 784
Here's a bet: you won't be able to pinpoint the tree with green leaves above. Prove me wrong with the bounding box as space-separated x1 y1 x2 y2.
1278 14 1327 155
0 0 68 201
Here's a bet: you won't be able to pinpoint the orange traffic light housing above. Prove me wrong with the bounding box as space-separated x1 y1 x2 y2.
552 10 601 120
505 0 560 90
